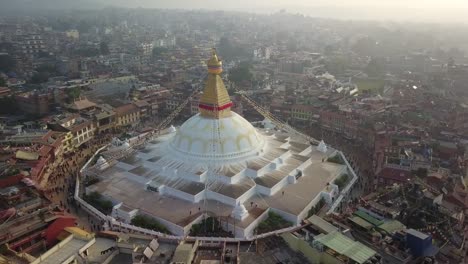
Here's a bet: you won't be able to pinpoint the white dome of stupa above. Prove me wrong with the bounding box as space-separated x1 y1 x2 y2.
168 112 264 164
166 49 264 165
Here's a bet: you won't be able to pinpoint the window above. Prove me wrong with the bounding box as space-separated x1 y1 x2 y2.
147 186 159 192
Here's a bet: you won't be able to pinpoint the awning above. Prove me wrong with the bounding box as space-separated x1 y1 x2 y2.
348 216 373 230
15 150 39 161
315 231 377 264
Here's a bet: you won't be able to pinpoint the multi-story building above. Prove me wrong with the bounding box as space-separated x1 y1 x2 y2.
66 98 97 113
91 104 116 133
165 93 184 111
115 103 140 127
15 91 52 116
154 36 176 48
65 29 79 40
133 100 150 120
48 114 96 152
138 42 153 57
290 104 315 123
270 101 292 122
40 130 66 161
319 108 347 134
16 33 47 57
69 118 95 148
282 215 381 264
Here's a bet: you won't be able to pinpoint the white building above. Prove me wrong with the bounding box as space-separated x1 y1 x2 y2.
85 51 356 238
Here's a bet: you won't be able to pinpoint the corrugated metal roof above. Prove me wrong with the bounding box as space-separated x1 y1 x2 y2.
348 216 373 230
172 243 194 263
353 210 384 226
315 231 376 264
406 228 429 240
378 220 406 234
64 227 94 240
15 150 39 161
307 215 338 234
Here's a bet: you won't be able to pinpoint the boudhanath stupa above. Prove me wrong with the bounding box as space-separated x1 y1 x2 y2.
85 50 355 238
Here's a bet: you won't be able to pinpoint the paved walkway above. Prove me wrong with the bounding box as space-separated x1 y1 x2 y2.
42 137 111 233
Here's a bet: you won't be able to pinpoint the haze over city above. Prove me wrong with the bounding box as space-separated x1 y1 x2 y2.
0 0 468 263
3 0 468 23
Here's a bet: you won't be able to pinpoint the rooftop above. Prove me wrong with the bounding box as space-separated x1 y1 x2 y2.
315 231 377 264
114 103 138 115
36 235 91 264
172 243 195 263
307 215 339 234
67 98 97 111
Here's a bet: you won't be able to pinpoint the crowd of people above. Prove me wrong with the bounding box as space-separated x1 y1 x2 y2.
42 135 114 231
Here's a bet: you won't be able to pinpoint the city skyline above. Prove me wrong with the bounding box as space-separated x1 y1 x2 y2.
0 5 467 264
2 0 468 23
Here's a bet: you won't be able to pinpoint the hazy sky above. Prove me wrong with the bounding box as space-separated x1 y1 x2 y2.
3 0 468 23
94 0 468 23
106 0 468 9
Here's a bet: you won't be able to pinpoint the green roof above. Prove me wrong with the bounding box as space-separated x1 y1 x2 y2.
315 231 376 264
172 243 194 263
307 215 338 234
378 220 406 234
353 211 384 226
354 78 385 93
348 216 373 230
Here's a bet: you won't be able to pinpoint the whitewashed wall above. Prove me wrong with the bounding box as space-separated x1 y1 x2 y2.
162 185 196 203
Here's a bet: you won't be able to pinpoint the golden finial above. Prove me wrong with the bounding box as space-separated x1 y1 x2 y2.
199 49 232 119
207 48 222 74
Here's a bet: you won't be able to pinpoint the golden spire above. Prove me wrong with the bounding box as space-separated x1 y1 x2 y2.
207 49 223 74
199 49 232 119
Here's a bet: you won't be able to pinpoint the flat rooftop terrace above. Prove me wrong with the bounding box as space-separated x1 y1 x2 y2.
250 156 345 216
87 129 345 233
39 236 89 264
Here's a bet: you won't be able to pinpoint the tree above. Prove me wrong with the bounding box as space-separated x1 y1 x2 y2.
76 47 100 57
307 197 326 217
0 97 18 115
413 168 428 178
189 217 232 237
0 54 15 72
324 56 348 75
286 39 298 52
31 72 49 84
37 51 51 58
84 191 113 214
131 215 169 234
36 64 56 73
334 174 350 189
365 57 386 77
0 244 8 255
327 155 344 164
228 62 253 85
152 47 168 58
256 212 292 234
218 37 233 59
352 37 378 57
77 20 91 33
323 45 335 56
66 87 81 101
217 37 249 61
100 42 110 55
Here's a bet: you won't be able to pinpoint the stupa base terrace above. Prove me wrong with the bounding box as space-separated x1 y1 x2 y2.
82 126 356 239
